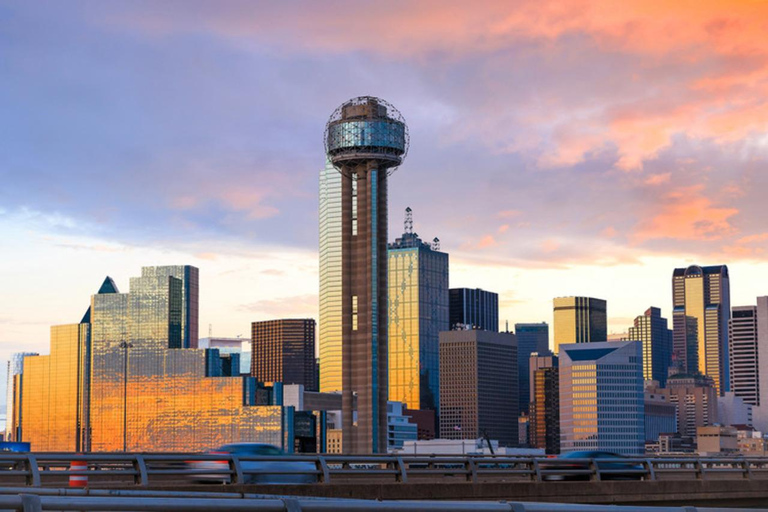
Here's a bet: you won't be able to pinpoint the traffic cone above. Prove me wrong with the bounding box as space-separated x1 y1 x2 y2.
69 460 88 487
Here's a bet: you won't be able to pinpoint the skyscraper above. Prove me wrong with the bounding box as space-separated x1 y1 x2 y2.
449 288 498 331
4 351 38 442
325 96 408 453
439 330 518 446
646 375 718 437
141 266 199 348
388 207 449 412
729 306 759 406
672 265 731 394
529 353 559 454
515 322 550 414
559 341 644 455
251 319 316 390
754 297 768 430
319 159 343 393
627 307 673 387
552 296 607 353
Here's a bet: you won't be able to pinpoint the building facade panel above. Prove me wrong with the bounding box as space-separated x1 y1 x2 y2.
553 297 607 353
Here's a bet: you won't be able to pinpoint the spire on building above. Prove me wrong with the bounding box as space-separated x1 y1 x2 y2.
405 207 413 234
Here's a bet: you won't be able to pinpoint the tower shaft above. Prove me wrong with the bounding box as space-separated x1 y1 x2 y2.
341 161 389 454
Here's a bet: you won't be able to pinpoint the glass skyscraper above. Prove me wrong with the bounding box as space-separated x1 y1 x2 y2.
627 307 673 387
672 265 731 394
251 319 317 390
141 266 199 348
559 340 644 456
553 296 607 353
19 267 285 452
4 351 38 442
388 218 449 412
515 322 550 414
319 160 342 393
449 288 498 331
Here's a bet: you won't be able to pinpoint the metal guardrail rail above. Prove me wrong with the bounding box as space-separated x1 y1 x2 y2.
1 494 768 512
1 453 768 486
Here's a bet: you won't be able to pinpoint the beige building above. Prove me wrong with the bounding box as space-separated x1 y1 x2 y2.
552 297 606 354
647 374 718 437
697 425 737 455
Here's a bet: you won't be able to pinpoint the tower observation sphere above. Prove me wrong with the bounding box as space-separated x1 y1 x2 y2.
325 96 409 176
323 96 406 454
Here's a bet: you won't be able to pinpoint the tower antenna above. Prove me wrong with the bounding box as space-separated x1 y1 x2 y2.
432 237 440 251
405 207 413 234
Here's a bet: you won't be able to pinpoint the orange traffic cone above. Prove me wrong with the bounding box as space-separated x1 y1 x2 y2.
69 460 88 487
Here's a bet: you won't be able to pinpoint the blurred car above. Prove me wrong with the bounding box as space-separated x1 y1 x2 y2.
189 443 316 484
539 451 644 481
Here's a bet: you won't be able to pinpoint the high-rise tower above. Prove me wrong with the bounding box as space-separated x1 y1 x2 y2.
552 296 607 353
325 96 409 453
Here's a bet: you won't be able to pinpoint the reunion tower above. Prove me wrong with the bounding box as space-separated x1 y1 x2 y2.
325 97 409 453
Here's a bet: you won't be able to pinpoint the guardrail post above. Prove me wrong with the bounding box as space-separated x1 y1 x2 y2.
133 455 149 487
644 458 656 481
466 458 478 483
742 459 753 480
395 456 408 483
695 459 704 480
230 455 243 485
282 498 303 512
589 459 600 481
316 456 330 484
531 459 542 482
20 494 42 512
25 455 41 488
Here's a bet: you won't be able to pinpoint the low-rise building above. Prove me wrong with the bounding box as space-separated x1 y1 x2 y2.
697 426 738 455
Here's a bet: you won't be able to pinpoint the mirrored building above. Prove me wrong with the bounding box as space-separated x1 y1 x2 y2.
553 296 607 353
5 351 39 442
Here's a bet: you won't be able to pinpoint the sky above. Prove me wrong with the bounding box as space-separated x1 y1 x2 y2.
2 1 768 377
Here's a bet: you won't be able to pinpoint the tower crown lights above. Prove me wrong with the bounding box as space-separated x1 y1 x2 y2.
324 96 409 176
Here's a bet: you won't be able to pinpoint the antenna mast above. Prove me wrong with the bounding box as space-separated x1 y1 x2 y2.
405 207 413 234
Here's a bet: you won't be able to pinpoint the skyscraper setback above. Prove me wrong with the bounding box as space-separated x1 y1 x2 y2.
552 296 607 353
388 208 449 412
324 96 408 453
672 265 731 394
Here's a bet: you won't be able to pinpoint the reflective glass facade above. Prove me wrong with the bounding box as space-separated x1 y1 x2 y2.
672 265 730 394
515 323 550 415
388 232 449 412
559 341 644 456
142 266 199 348
319 160 342 392
5 352 38 442
327 120 406 155
627 307 673 387
449 288 498 331
553 297 607 353
251 319 316 390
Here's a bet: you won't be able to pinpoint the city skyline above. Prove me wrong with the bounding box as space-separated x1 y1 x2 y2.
4 2 768 379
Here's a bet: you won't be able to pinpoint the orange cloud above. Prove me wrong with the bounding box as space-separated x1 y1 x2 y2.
632 185 738 243
478 235 498 249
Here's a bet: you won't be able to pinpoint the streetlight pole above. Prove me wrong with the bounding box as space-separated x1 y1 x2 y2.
119 341 133 452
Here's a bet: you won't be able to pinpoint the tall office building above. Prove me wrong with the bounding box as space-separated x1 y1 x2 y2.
646 375 718 437
672 265 731 394
388 208 449 412
325 96 408 453
449 288 498 331
141 266 199 348
20 268 286 452
4 351 38 442
552 296 606 353
515 323 550 414
559 341 644 455
754 297 768 430
644 389 677 443
627 307 673 387
729 306 759 406
251 319 317 390
319 159 343 393
439 330 518 447
529 354 559 454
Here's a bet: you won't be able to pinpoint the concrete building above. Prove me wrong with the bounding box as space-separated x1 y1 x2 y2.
387 401 418 450
729 306 759 406
515 323 550 415
449 288 498 332
404 408 436 440
439 330 518 446
559 341 644 455
325 96 408 453
644 387 677 443
627 307 673 387
319 159 342 394
718 392 753 427
251 319 317 390
672 265 731 394
388 208 449 413
697 425 738 455
552 297 607 353
646 374 718 437
529 354 559 454
752 297 768 430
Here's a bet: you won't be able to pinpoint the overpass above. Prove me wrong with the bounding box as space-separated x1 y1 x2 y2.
3 453 768 508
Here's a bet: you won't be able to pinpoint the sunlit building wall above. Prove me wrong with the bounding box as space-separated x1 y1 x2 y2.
647 374 718 437
388 224 449 412
559 341 644 456
627 307 673 387
515 323 550 415
672 265 731 394
529 354 559 454
4 351 38 442
142 266 199 349
553 297 607 354
319 160 342 393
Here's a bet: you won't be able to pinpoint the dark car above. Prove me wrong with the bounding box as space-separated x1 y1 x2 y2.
540 451 645 481
189 443 316 484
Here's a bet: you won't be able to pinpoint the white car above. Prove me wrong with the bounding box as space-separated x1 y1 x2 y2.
190 443 316 484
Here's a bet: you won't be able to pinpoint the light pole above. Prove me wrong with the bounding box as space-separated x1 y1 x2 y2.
119 341 133 452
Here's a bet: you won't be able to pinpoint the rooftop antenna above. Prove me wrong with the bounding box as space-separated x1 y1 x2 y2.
505 320 509 332
209 324 212 337
431 237 441 251
405 207 413 234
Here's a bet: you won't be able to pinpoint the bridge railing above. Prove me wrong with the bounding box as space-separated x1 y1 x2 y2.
2 453 768 487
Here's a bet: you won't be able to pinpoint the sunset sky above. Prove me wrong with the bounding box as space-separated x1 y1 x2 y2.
2 1 768 369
